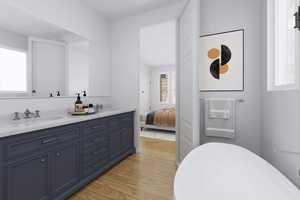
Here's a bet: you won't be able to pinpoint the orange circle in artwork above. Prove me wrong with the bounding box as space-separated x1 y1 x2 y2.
207 48 220 59
220 64 229 74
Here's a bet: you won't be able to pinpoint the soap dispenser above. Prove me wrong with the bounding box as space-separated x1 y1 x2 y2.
75 93 84 113
82 91 88 113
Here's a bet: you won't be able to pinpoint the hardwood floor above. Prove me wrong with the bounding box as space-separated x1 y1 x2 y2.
69 137 177 200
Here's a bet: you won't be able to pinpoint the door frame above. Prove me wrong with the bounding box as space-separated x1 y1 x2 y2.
136 0 200 165
136 19 179 155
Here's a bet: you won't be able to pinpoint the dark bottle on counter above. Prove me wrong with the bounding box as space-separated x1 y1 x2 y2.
75 94 84 112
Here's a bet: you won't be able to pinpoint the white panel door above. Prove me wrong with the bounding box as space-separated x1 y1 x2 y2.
177 0 200 162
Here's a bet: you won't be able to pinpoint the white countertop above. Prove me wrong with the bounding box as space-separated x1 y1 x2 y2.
0 108 135 138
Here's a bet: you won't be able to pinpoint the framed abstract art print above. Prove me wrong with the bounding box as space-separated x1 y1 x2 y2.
199 29 244 91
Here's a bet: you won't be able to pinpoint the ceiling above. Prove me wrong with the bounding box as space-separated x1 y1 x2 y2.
82 0 184 19
0 2 85 42
140 20 176 66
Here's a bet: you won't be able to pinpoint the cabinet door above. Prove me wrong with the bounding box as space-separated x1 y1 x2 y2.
52 142 80 195
120 128 133 152
7 154 50 200
109 130 121 159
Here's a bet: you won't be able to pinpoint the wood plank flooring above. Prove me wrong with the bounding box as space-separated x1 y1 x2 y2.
69 137 177 200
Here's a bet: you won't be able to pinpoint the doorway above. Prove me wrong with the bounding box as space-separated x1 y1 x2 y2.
138 20 177 144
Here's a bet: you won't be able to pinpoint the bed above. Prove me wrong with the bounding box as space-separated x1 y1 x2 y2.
140 107 176 132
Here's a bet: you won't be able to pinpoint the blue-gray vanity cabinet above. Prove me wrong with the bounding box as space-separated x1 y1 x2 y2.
3 125 80 162
51 142 80 197
120 127 134 153
120 113 134 153
6 154 50 200
109 129 122 159
0 111 135 200
108 112 134 160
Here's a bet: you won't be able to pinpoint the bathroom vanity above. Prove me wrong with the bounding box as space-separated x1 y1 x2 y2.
0 110 135 200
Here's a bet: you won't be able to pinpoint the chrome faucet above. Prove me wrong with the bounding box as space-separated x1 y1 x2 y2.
12 109 41 120
35 110 40 118
24 109 34 119
13 112 20 120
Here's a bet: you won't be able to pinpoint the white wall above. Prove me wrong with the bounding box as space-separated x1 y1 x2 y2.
88 40 111 96
0 27 27 50
140 20 176 66
111 1 185 109
0 97 111 116
150 66 176 111
261 0 300 188
199 0 262 155
139 65 176 115
139 64 151 116
0 0 111 115
139 17 177 115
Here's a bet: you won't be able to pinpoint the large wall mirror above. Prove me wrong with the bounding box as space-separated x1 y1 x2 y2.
0 2 102 98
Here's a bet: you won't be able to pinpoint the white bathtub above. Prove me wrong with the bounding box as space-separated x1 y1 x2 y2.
174 143 300 200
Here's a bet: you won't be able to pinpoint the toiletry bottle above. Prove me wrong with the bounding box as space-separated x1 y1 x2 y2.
82 91 88 113
75 93 83 113
88 104 95 113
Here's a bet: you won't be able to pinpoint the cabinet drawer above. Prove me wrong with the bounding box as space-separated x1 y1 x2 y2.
4 126 80 161
83 156 108 177
83 146 109 165
108 112 134 130
83 119 107 136
83 135 108 150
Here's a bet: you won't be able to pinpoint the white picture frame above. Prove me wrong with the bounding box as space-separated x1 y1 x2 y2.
199 29 244 91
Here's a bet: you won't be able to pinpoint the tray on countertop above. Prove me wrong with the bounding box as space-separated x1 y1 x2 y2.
70 111 96 116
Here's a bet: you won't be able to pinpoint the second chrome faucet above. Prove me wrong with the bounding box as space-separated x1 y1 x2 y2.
13 109 41 120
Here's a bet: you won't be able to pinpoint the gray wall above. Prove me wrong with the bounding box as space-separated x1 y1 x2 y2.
199 0 262 155
261 0 300 188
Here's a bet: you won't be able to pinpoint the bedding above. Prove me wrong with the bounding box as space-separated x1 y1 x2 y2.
145 108 176 127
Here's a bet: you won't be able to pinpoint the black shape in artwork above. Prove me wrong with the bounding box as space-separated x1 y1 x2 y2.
221 45 231 65
210 59 220 79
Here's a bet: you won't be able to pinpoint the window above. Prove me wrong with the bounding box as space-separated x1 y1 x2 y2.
0 46 27 94
267 0 299 91
160 73 169 103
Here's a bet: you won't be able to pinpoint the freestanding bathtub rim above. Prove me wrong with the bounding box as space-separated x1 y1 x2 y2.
174 143 300 200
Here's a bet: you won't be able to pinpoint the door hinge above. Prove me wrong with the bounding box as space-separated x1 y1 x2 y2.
294 6 300 30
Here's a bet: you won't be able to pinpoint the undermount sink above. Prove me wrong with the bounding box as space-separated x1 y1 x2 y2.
2 108 119 130
10 115 68 127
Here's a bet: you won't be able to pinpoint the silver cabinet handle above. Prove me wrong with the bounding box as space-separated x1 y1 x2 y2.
92 125 104 130
93 164 98 168
93 151 101 155
41 138 58 144
40 158 46 163
93 149 106 155
56 152 61 157
93 138 103 143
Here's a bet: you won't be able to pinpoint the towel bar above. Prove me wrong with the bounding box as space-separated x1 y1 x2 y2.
200 98 245 103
